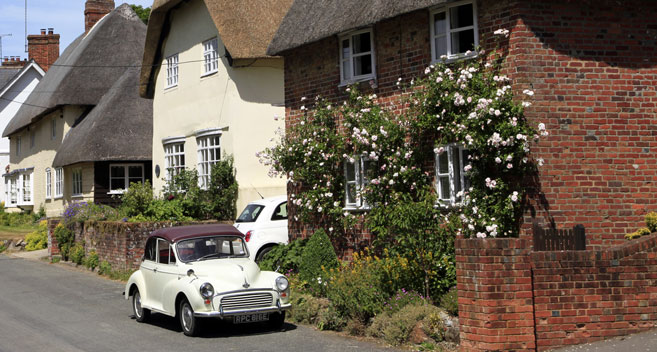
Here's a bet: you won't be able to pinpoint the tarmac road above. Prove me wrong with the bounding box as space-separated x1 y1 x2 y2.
0 254 398 352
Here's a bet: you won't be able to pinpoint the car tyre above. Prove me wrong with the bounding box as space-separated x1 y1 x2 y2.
132 289 150 323
255 246 274 264
179 298 200 336
268 311 285 330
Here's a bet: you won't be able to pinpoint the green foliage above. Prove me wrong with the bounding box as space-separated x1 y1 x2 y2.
299 229 338 294
325 258 386 323
258 238 308 272
70 243 86 265
382 289 428 315
0 243 6 253
129 4 150 24
33 206 46 222
50 255 61 263
97 261 112 276
63 201 121 225
626 227 651 240
24 220 48 251
439 287 458 316
54 224 74 261
120 180 154 217
646 212 657 233
84 250 99 270
0 212 35 227
129 198 191 222
367 303 443 346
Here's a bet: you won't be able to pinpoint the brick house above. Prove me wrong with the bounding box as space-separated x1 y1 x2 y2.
267 0 657 250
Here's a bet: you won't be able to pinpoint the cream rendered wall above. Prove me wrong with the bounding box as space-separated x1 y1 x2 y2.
7 105 94 217
152 0 287 214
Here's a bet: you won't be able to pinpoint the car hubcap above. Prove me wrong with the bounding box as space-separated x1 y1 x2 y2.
182 304 192 331
134 293 142 317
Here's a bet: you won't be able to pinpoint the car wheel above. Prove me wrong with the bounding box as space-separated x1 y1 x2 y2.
132 289 150 323
268 311 285 330
255 246 274 264
179 299 200 336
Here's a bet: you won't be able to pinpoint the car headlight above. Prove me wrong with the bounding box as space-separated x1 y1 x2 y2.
200 282 214 299
275 276 289 292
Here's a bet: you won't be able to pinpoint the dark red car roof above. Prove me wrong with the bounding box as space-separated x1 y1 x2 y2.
149 224 244 243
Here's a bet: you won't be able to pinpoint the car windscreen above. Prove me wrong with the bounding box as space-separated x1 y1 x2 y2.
176 236 249 262
235 204 265 223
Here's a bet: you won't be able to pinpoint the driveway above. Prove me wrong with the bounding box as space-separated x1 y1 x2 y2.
0 254 398 352
553 330 657 352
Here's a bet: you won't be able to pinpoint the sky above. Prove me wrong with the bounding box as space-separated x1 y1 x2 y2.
0 0 153 60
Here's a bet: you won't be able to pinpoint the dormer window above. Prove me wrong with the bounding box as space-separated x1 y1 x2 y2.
339 29 376 84
431 1 479 61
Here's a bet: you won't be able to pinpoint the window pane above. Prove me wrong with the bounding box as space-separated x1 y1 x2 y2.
434 11 446 35
342 39 350 58
450 4 474 29
128 177 142 186
128 166 142 178
435 36 447 57
353 32 371 54
112 178 125 190
438 152 449 174
452 149 462 194
346 183 357 204
342 60 351 80
346 162 356 182
362 159 371 184
354 54 372 76
111 166 125 178
451 29 475 54
439 177 450 200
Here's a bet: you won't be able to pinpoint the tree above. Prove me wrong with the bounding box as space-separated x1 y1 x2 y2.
130 5 151 24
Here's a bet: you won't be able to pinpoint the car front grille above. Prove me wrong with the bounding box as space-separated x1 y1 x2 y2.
221 292 274 312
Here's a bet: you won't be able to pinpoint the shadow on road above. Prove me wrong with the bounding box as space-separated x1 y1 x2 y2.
131 312 297 338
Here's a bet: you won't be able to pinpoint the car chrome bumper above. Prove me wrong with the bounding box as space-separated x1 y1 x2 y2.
194 301 291 318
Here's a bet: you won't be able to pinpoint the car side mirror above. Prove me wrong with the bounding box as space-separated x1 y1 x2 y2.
187 269 195 277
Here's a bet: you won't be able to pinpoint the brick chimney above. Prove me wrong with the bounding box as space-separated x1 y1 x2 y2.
85 0 115 33
27 28 60 72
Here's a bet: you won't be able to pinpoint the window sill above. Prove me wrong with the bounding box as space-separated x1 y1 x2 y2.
164 84 178 91
54 195 63 200
201 70 218 78
107 190 126 195
72 194 84 199
338 75 377 88
432 52 478 65
343 206 370 212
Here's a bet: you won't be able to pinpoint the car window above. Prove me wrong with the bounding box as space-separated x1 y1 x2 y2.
176 235 248 262
271 201 288 221
236 204 265 223
144 237 156 262
157 239 175 265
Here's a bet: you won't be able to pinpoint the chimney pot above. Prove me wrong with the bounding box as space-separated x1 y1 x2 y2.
40 28 46 35
48 28 54 35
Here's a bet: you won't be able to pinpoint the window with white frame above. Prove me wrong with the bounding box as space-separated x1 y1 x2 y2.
431 1 479 61
45 168 52 199
164 142 185 181
51 118 56 139
344 155 373 209
197 133 221 189
166 54 179 88
203 38 219 75
55 167 63 198
15 137 21 156
435 144 469 205
72 169 82 196
9 177 17 205
109 164 144 193
21 173 31 203
339 29 376 84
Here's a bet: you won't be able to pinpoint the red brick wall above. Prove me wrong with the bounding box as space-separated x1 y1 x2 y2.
282 0 657 250
85 0 115 33
456 235 657 351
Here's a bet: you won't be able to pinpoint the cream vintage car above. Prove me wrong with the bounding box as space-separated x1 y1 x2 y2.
124 224 291 336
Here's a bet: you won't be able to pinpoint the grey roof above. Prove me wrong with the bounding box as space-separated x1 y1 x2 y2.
3 4 147 137
267 0 445 55
52 67 153 167
0 68 22 93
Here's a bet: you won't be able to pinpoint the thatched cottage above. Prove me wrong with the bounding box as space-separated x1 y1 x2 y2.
139 0 291 212
2 1 152 216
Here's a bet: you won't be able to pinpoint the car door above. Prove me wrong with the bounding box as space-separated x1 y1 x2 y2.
268 201 289 243
140 237 158 307
142 238 178 312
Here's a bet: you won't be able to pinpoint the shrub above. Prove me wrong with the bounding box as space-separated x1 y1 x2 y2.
258 238 308 272
54 224 74 261
440 287 458 316
84 250 99 270
646 212 657 233
70 243 86 265
383 289 427 315
24 220 48 251
367 303 443 346
206 156 239 220
625 227 651 240
299 229 338 295
120 180 154 217
63 201 120 224
97 260 112 275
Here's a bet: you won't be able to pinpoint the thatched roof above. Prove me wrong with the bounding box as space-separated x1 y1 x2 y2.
0 68 22 93
140 0 293 98
3 4 147 137
267 0 445 55
52 67 152 167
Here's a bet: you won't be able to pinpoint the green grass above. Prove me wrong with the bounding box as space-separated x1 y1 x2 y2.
0 224 39 240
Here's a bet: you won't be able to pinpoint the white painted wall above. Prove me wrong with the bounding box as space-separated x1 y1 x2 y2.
151 0 287 215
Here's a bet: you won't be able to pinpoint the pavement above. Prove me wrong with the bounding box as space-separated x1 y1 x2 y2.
553 330 657 352
6 248 48 260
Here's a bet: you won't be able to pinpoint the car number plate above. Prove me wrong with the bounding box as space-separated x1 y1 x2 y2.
233 313 269 324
